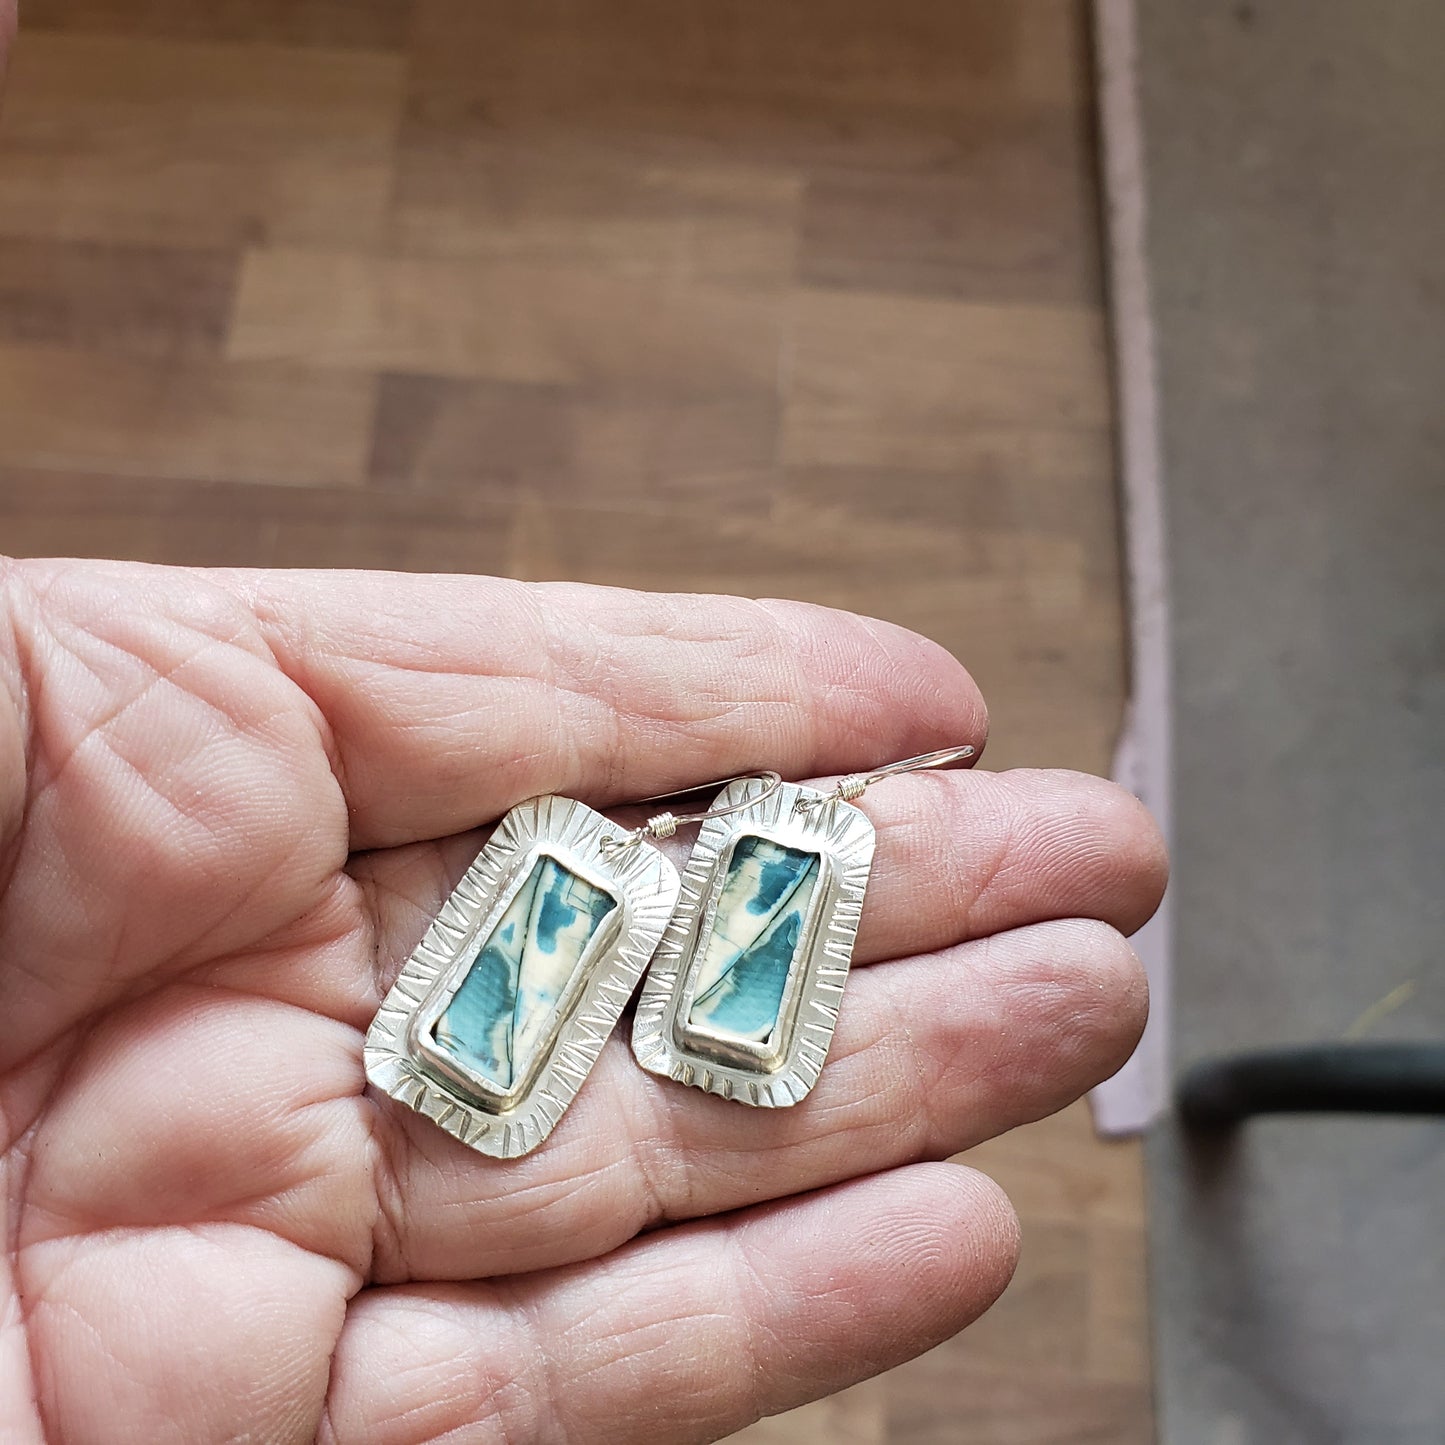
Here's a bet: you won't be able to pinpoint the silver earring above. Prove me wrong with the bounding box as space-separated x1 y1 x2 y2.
364 776 780 1158
631 747 976 1107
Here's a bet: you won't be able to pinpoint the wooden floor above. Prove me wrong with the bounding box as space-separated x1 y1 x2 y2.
0 2 1150 1439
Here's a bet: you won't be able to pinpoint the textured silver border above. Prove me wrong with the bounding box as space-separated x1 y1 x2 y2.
365 795 680 1158
632 778 876 1106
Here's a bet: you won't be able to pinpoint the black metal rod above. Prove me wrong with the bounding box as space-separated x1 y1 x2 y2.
1177 1042 1445 1127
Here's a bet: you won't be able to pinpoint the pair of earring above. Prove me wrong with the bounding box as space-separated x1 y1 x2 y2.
364 746 974 1158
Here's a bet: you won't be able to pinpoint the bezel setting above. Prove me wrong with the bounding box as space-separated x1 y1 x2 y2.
632 776 876 1106
366 794 681 1158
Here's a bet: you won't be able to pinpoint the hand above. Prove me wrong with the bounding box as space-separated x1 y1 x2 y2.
0 559 1165 1444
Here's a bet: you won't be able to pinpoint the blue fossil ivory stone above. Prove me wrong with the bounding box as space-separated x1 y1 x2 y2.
687 836 822 1044
432 856 616 1093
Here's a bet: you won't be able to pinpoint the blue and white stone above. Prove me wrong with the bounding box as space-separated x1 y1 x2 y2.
687 836 821 1044
433 856 616 1093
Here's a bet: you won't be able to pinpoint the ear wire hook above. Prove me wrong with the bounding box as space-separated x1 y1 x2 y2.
793 744 977 812
601 771 783 853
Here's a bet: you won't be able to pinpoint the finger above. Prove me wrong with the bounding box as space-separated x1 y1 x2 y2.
322 1163 1018 1445
852 764 1169 949
371 917 1145 1280
220 570 987 847
350 765 1167 1008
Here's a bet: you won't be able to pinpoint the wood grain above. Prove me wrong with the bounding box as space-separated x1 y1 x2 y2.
229 248 784 393
782 291 1112 469
799 130 1103 306
22 0 411 50
0 1 1149 1439
0 346 376 486
390 136 804 285
0 34 406 250
368 375 781 508
0 237 236 356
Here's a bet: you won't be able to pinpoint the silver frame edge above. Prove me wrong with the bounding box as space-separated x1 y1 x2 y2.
632 778 875 1106
365 795 680 1158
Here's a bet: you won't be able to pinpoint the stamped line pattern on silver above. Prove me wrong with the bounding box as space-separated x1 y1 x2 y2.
366 794 681 1158
632 776 876 1106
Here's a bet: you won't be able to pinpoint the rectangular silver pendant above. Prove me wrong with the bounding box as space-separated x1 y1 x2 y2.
632 776 875 1105
366 795 680 1158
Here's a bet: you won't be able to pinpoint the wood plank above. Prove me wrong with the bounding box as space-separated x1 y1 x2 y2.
0 470 512 572
391 135 803 284
0 34 406 249
727 1379 885 1444
782 292 1112 472
21 0 411 49
0 237 236 356
1086 1217 1153 1388
0 346 375 487
369 375 780 509
408 0 1085 169
968 1103 1147 1231
886 1353 1152 1445
799 131 1102 305
229 248 784 395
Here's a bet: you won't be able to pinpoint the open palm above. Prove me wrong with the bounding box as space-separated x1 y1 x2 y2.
0 559 1165 1444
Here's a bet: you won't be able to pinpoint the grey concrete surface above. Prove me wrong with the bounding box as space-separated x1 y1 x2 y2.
1136 3 1445 1441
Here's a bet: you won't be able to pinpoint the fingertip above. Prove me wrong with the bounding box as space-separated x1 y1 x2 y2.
1055 915 1151 1071
1047 770 1169 934
1098 926 1152 1071
1114 789 1170 932
905 1161 1022 1317
1089 776 1169 933
993 770 1169 936
983 916 1151 1106
791 1162 1020 1348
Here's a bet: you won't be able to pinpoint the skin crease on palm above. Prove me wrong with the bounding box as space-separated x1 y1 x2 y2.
0 18 1165 1442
